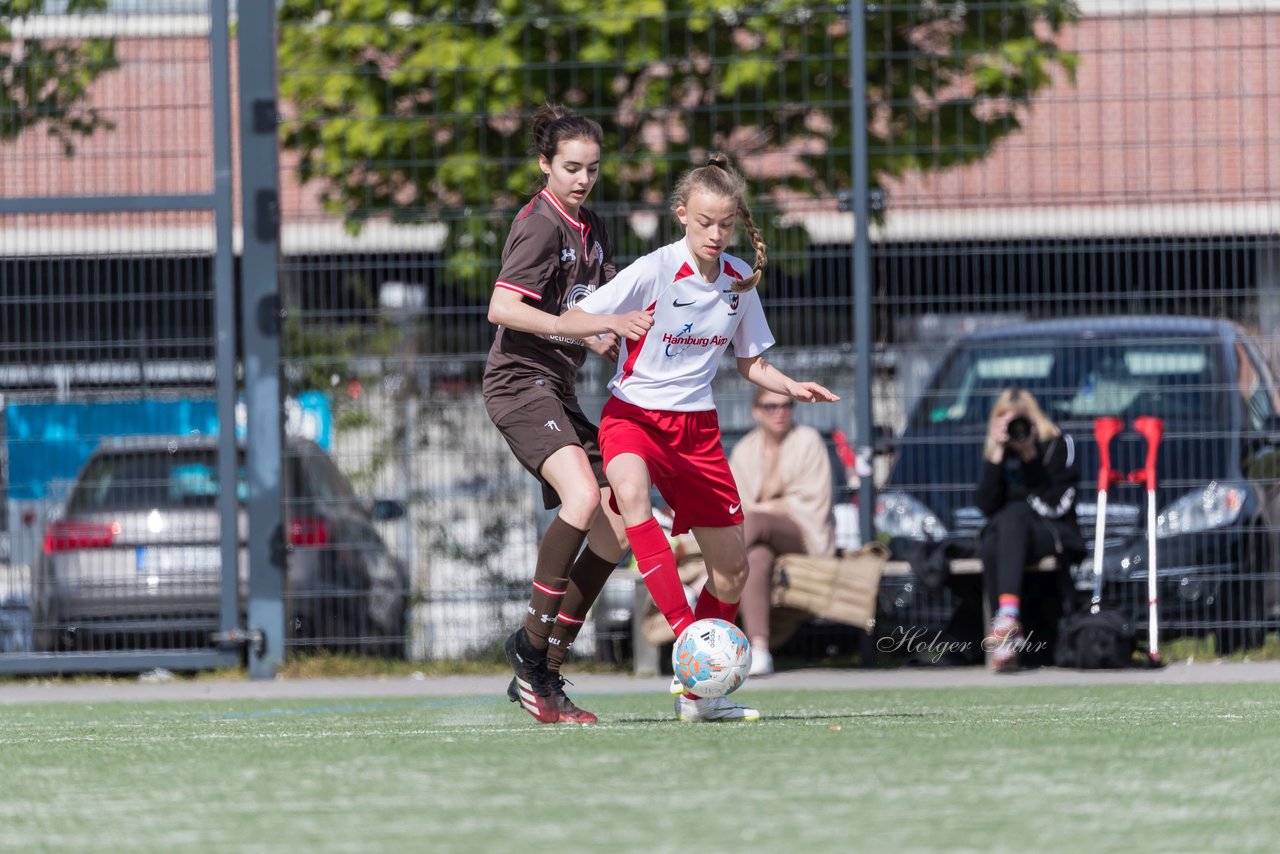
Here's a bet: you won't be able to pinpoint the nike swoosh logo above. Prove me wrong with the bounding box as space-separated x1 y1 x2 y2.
728 504 741 514
673 298 696 307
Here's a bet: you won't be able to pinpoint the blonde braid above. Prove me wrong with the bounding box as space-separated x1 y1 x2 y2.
733 201 766 292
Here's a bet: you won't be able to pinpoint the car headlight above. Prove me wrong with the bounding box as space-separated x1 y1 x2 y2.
1155 482 1246 539
874 491 949 541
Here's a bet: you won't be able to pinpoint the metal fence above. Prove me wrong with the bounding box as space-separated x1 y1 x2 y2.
1 1 1278 674
871 2 1280 662
0 1 242 672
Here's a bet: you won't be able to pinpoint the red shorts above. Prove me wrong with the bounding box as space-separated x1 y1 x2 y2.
599 397 744 535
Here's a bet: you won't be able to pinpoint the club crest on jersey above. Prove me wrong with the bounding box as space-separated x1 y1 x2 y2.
729 293 740 311
592 241 604 264
546 283 599 347
561 247 577 263
566 282 595 308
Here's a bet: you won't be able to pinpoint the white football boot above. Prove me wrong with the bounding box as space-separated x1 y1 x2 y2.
674 693 761 722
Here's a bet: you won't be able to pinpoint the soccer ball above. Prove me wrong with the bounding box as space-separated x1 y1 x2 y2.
672 618 752 698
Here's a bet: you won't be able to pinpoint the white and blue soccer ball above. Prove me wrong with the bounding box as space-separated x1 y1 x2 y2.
672 618 752 698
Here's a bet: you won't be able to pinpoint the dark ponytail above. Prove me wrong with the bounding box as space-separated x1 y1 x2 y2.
531 103 603 163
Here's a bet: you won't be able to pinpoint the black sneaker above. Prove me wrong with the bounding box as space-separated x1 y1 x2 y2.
504 629 558 723
505 669 599 724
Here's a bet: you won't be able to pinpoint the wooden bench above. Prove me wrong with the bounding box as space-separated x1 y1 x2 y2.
881 556 1059 577
883 555 1067 667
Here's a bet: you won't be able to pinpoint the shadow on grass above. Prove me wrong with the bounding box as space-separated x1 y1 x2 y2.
614 710 936 724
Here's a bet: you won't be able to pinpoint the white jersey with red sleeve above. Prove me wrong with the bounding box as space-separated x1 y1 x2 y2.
574 238 774 411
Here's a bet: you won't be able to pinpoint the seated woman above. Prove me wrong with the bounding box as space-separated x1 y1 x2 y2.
728 388 836 675
975 387 1085 671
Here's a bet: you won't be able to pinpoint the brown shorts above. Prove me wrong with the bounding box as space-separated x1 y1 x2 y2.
489 391 608 509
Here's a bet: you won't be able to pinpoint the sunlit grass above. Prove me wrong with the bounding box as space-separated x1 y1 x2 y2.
2 683 1279 852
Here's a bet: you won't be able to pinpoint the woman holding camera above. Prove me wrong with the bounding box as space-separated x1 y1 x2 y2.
975 388 1085 671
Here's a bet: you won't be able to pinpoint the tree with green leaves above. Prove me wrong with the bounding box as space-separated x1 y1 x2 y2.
278 0 1079 287
0 0 119 154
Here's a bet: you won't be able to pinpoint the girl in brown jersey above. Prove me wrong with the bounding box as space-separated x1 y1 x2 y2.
483 104 653 724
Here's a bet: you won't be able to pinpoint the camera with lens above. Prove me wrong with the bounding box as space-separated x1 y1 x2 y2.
1006 415 1033 443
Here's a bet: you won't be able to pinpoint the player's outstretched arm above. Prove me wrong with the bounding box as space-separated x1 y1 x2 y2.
737 355 840 403
555 306 654 342
488 286 560 336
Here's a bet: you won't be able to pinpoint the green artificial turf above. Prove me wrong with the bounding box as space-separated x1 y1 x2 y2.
2 683 1278 853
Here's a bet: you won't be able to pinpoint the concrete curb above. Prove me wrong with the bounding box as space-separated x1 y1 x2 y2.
2 658 1277 705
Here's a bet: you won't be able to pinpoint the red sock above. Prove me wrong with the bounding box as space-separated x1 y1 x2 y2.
681 588 744 700
694 586 738 624
626 518 693 637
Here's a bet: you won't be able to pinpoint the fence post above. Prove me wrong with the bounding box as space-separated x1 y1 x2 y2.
238 2 286 678
209 0 241 661
848 0 875 545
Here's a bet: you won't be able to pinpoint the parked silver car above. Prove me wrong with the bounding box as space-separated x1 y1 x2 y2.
29 435 409 656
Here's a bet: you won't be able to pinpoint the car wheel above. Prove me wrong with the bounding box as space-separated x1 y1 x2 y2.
1216 577 1266 656
319 603 358 654
325 596 392 657
372 599 409 659
31 625 65 653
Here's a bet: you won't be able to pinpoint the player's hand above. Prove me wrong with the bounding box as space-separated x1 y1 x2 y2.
787 381 840 403
994 411 1014 445
986 416 1010 463
586 332 620 361
611 309 654 342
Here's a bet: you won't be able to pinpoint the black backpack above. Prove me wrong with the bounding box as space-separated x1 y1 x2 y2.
1055 608 1136 669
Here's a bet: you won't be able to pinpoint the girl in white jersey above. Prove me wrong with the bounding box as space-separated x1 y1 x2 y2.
554 155 838 721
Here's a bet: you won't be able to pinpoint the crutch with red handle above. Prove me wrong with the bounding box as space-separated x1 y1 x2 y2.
1129 415 1164 664
1090 417 1125 614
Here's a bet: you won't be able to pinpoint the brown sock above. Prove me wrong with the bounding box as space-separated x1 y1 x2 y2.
523 515 588 648
547 549 618 672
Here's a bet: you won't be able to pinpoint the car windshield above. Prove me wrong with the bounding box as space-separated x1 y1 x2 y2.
914 336 1228 428
66 449 249 512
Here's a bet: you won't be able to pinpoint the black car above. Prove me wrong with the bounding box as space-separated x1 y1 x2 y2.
874 316 1280 654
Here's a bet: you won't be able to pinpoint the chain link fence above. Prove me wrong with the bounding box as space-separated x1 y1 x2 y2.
2 1 1277 671
1 3 241 671
871 2 1280 662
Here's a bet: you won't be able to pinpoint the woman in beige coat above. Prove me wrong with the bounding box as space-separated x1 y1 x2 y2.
728 387 836 675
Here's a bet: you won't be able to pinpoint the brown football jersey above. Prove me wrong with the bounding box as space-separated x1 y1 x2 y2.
483 188 615 420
